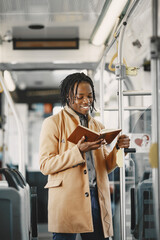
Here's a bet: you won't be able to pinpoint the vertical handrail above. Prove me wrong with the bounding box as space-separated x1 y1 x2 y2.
0 72 25 178
100 56 106 124
116 22 127 240
151 0 160 239
95 1 142 240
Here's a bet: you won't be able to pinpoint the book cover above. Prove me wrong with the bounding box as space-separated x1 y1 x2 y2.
67 125 121 144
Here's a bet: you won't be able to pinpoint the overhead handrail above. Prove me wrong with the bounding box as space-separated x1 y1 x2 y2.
97 0 141 70
108 41 127 72
108 41 138 76
0 71 25 178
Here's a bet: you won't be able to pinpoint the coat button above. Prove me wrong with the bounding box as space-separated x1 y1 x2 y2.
85 192 89 197
84 169 87 174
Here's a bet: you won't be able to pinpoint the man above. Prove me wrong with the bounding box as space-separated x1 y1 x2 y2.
39 72 130 240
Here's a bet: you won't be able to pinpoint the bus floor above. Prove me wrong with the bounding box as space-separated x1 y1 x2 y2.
37 224 114 240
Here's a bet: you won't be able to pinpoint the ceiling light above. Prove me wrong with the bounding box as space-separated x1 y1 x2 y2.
18 82 26 90
3 30 12 42
4 70 16 92
90 0 128 46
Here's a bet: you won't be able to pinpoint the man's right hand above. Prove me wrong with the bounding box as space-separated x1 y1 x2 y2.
77 136 106 154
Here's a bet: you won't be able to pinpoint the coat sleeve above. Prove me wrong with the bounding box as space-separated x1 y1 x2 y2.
96 120 118 173
104 145 118 173
39 117 85 175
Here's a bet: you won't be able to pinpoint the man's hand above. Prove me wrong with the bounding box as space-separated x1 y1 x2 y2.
77 136 106 154
116 134 130 149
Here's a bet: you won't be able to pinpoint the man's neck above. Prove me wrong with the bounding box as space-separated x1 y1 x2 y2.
70 107 88 119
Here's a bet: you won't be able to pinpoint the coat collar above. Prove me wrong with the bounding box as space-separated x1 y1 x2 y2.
64 105 92 122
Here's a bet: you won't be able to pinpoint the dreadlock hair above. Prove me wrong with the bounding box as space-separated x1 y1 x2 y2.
60 72 96 112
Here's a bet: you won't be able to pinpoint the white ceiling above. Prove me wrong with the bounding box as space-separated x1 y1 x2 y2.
0 0 106 40
0 0 156 96
0 0 107 91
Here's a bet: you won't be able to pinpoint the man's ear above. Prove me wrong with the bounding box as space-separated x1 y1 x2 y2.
67 96 70 104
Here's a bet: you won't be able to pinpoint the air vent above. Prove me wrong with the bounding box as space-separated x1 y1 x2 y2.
28 24 45 30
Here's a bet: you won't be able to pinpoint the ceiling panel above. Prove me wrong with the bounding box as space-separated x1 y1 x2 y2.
0 0 106 39
11 69 84 89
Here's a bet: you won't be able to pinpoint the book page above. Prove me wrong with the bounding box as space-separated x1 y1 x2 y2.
100 129 122 144
100 128 121 134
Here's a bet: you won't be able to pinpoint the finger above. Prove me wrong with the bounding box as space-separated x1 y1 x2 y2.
78 136 86 144
90 143 102 150
119 138 130 143
86 140 103 149
118 135 129 140
101 139 106 144
119 142 130 148
118 137 130 143
94 138 105 144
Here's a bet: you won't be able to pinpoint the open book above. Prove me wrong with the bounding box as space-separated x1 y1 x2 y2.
67 125 122 144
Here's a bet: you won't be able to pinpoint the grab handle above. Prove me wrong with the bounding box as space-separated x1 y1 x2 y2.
0 168 19 190
13 168 26 186
124 148 136 153
8 169 24 188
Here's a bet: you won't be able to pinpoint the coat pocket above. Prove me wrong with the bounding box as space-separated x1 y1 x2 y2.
44 179 63 188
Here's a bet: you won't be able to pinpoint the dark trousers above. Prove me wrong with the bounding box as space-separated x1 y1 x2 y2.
53 187 109 240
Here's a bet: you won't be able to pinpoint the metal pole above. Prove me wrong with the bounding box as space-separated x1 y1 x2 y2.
0 72 25 178
93 1 142 239
100 56 105 124
116 22 127 240
122 90 151 96
103 106 151 111
151 0 160 239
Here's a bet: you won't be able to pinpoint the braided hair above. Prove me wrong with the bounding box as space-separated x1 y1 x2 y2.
60 72 96 112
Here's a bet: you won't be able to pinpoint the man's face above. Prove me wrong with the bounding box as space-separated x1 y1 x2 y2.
68 81 93 115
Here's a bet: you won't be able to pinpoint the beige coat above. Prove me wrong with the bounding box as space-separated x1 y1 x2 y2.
39 106 118 238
